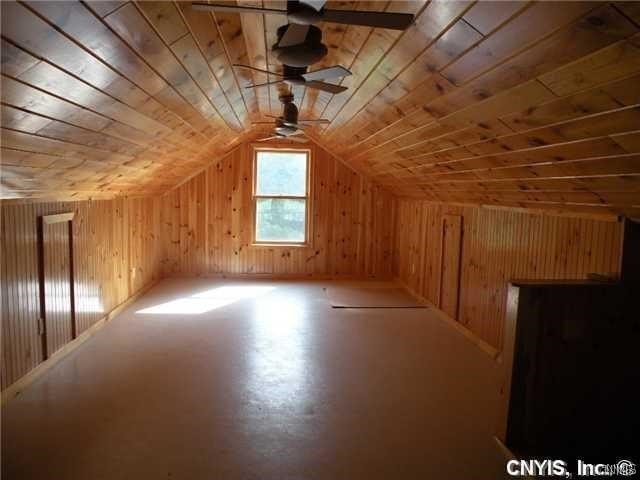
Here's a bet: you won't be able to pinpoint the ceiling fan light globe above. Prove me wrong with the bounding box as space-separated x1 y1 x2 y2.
275 125 298 136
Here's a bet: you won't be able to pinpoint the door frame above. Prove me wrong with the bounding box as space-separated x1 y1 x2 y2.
37 212 76 360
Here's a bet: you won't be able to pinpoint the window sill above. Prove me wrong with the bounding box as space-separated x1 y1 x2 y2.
251 242 309 248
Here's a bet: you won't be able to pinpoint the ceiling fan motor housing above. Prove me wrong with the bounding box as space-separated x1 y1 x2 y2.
283 101 299 123
275 99 300 136
272 24 327 67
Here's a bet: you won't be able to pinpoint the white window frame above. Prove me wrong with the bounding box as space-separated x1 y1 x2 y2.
252 147 312 246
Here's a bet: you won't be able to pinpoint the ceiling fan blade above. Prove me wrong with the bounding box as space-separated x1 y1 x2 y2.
245 79 285 89
257 136 282 142
285 135 308 143
302 65 351 82
282 121 307 129
300 0 327 12
304 81 348 94
297 119 330 124
278 23 310 47
232 64 283 77
191 3 287 16
321 9 414 30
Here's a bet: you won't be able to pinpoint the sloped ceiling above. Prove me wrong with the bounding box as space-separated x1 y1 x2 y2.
1 1 639 217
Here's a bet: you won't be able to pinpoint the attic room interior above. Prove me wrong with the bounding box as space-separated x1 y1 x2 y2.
1 0 639 478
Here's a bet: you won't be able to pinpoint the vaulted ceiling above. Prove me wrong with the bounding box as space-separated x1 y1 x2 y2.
1 1 640 217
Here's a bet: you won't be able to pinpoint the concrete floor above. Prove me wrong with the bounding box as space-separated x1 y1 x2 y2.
2 278 507 479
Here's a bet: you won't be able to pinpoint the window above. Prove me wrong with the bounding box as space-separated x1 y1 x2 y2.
253 149 310 245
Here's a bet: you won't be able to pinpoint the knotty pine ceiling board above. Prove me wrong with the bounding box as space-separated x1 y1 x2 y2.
0 0 639 218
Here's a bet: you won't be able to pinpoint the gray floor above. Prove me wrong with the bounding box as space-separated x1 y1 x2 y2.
2 278 507 479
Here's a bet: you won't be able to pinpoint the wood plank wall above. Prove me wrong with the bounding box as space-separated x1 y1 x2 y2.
394 200 624 349
161 142 396 278
1 197 163 389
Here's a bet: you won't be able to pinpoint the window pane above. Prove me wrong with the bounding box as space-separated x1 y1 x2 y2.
255 198 306 243
256 151 307 196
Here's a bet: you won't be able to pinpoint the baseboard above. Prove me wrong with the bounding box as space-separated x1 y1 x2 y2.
1 279 160 405
395 278 499 360
161 272 395 281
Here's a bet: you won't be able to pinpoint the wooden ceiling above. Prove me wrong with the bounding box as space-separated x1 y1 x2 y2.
1 1 640 217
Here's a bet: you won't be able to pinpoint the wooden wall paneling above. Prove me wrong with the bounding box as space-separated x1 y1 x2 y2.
312 145 330 274
2 1 639 216
1 197 163 391
395 200 624 349
206 158 220 273
439 214 462 319
160 140 395 278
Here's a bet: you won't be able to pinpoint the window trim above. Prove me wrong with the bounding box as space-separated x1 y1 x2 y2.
252 146 312 247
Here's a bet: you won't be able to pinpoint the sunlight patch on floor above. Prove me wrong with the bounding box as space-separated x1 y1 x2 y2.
136 285 276 315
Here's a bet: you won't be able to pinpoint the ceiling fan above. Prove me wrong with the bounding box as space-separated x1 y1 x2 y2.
233 64 351 94
192 0 415 66
254 93 328 143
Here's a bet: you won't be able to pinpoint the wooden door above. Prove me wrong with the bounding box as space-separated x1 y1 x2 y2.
38 213 76 359
439 215 463 320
